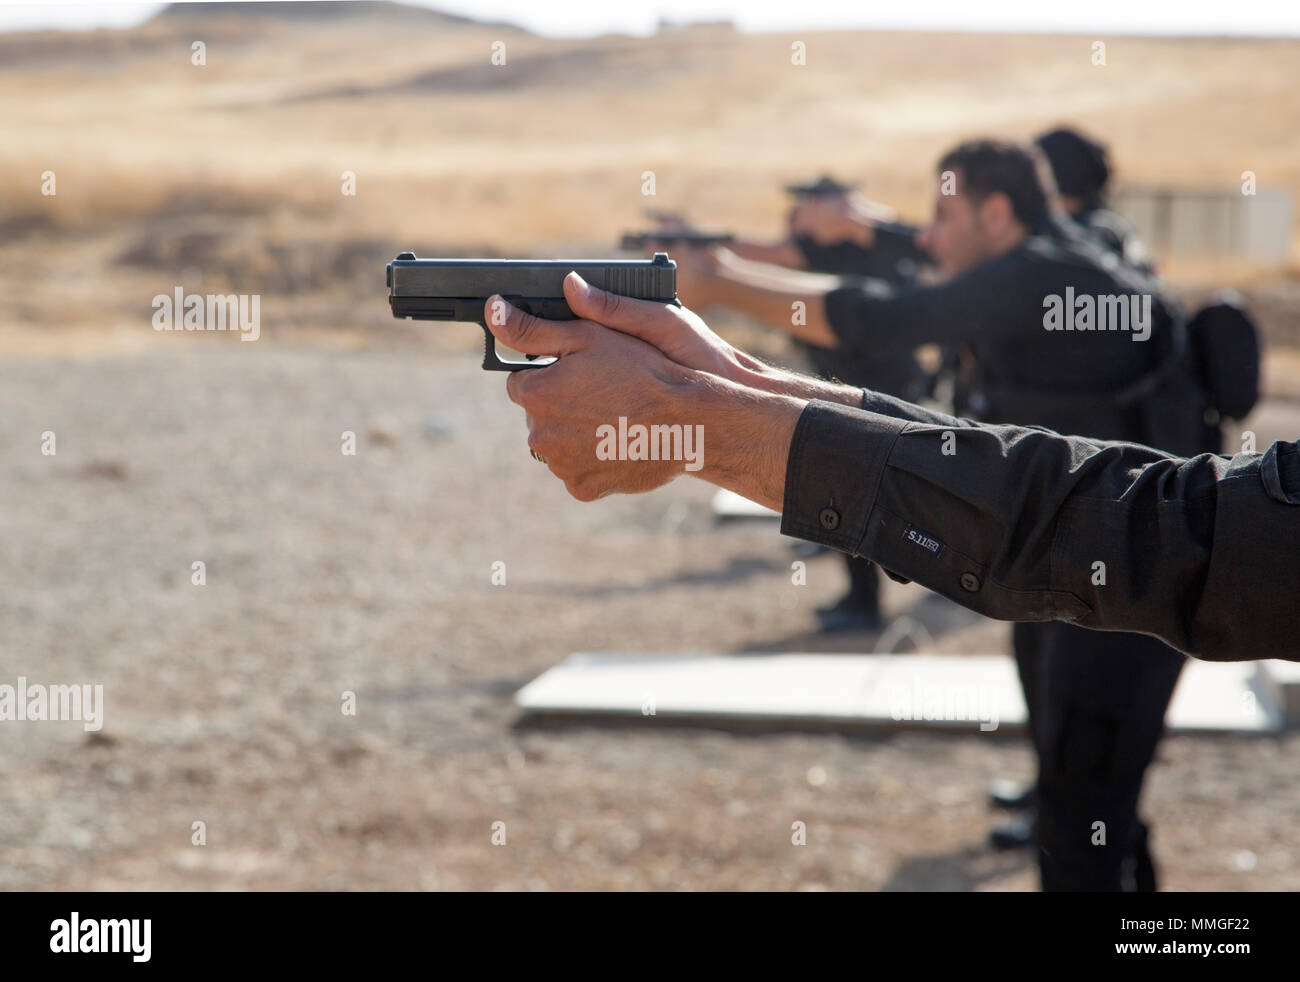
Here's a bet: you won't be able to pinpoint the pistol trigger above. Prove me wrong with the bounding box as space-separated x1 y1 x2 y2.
481 324 502 371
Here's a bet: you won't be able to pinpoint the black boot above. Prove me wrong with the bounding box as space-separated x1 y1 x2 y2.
989 813 1036 851
816 558 884 632
989 779 1037 810
815 595 883 632
1130 820 1158 892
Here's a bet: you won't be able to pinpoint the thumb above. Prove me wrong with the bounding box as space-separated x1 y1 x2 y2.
563 271 681 349
484 294 594 359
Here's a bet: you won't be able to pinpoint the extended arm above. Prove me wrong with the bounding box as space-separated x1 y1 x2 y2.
779 400 1299 661
484 276 1300 662
682 246 1026 354
724 237 808 269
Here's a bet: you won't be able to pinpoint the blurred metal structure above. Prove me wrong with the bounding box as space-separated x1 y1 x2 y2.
1113 186 1294 259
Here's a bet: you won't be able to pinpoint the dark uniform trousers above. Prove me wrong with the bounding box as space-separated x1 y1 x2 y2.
1014 622 1185 891
1000 363 1207 891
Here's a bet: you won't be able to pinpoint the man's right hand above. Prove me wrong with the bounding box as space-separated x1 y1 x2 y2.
563 270 747 383
669 244 726 309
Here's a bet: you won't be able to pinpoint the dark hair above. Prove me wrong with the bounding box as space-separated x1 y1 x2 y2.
938 139 1054 233
1034 127 1111 205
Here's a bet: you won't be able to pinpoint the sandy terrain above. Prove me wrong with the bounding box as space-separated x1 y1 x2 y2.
2 3 1299 891
1 340 1298 891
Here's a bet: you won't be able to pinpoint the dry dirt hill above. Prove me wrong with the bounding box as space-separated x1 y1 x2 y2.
3 5 1300 352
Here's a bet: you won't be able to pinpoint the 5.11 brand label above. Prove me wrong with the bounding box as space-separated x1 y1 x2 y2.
902 525 944 557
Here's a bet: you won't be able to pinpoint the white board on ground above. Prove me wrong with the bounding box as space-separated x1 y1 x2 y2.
515 653 1283 734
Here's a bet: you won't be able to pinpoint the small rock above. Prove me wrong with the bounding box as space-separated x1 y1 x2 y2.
422 415 454 441
80 460 128 480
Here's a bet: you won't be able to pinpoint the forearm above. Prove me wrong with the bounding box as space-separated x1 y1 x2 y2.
779 400 1300 661
724 238 807 269
707 260 840 347
667 350 1300 659
721 352 973 428
727 354 863 407
674 358 973 508
676 371 806 512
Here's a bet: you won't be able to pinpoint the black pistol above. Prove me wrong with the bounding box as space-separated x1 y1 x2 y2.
386 252 679 371
784 175 859 199
785 176 920 241
620 231 734 251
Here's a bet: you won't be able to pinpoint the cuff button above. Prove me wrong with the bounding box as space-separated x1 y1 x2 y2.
818 507 841 531
960 572 981 592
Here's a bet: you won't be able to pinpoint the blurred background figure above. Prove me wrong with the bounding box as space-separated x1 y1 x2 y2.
1035 126 1153 274
671 139 1211 889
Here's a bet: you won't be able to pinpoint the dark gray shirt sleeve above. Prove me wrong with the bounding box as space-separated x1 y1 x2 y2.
822 251 1030 353
795 226 930 277
780 399 1300 662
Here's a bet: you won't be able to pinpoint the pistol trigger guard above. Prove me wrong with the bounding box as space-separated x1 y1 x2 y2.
481 323 550 372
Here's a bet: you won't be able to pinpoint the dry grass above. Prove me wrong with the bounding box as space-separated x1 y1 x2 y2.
4 17 1300 252
5 13 1298 352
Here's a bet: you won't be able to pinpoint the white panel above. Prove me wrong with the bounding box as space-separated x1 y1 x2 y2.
516 652 1285 733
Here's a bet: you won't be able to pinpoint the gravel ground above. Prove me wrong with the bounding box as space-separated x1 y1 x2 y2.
1 341 1297 891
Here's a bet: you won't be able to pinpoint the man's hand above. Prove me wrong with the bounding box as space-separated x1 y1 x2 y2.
483 274 808 508
789 192 895 248
668 245 724 309
680 248 843 350
569 270 746 380
486 282 703 500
